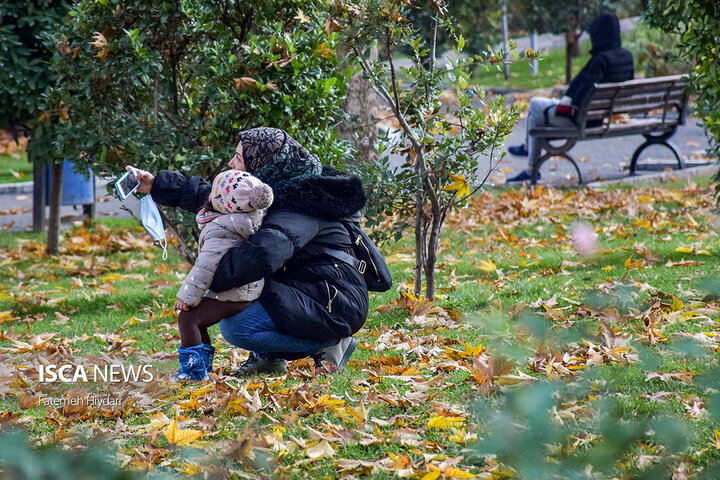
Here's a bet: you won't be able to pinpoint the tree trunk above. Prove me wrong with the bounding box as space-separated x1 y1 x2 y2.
414 174 424 297
46 161 63 256
569 36 581 58
32 159 46 232
565 31 581 84
412 13 440 298
414 147 425 298
339 46 379 163
501 0 510 80
424 213 442 300
565 35 574 85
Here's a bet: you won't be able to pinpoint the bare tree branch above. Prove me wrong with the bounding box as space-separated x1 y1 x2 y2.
153 70 159 122
352 46 397 113
157 206 197 264
385 28 402 117
426 16 437 104
136 77 198 146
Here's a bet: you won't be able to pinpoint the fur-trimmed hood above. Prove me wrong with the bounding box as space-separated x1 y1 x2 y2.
269 166 366 220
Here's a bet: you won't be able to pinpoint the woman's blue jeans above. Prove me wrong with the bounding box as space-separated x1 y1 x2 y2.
219 301 334 360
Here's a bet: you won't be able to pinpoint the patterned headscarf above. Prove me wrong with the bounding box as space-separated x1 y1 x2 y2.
236 127 322 189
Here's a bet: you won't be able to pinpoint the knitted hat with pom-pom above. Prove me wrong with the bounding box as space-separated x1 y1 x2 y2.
210 170 273 214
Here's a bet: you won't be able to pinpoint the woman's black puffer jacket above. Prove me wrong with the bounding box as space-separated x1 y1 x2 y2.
151 166 370 342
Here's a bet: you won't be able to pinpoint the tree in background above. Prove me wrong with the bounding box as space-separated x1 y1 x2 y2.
520 0 616 85
45 0 351 261
452 0 503 56
644 0 719 160
406 0 502 58
335 0 523 300
338 46 379 163
0 0 71 254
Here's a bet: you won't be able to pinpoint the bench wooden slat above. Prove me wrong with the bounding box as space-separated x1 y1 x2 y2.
585 106 684 121
588 74 686 91
586 101 685 117
591 82 683 98
586 104 684 119
591 84 685 98
587 124 678 138
531 121 680 139
590 89 686 106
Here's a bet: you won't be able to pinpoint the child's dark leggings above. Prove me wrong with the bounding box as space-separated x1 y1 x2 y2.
178 297 250 348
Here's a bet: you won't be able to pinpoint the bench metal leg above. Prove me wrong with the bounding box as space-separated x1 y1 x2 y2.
629 130 683 175
533 152 582 186
531 137 582 186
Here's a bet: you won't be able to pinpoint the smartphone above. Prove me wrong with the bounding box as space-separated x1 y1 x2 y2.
115 170 140 200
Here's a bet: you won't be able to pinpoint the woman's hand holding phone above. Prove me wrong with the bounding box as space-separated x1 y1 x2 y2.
126 166 155 194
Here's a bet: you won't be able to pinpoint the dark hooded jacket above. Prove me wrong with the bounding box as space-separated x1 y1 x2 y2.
151 166 369 342
565 14 634 107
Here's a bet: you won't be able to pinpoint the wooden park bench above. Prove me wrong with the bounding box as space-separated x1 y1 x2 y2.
529 74 688 185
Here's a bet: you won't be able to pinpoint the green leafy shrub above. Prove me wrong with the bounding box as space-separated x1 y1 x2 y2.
644 0 720 160
626 22 690 78
0 430 171 480
0 0 70 169
44 0 352 255
0 0 69 132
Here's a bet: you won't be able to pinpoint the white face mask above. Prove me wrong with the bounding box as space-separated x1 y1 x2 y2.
140 195 168 260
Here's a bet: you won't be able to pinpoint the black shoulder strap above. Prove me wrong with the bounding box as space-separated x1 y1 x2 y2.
323 248 367 275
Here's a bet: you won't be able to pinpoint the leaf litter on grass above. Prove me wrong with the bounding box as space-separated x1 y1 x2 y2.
0 181 720 477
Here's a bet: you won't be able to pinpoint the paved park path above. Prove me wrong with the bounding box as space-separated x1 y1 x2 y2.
494 115 712 184
0 178 141 232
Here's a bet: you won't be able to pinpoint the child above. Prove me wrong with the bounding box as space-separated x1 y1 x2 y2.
173 169 273 380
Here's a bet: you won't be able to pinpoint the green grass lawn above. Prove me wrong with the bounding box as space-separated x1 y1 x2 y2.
470 31 649 91
1 178 720 478
473 40 593 90
0 153 32 184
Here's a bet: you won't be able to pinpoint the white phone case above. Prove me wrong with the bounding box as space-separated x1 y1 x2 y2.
115 171 140 200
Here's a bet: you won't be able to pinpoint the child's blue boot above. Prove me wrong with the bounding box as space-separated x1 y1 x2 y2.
200 344 215 374
175 345 208 380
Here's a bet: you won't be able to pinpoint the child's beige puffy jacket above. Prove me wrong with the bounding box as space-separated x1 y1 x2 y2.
177 209 265 306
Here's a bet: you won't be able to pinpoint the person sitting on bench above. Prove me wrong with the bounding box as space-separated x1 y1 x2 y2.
507 13 634 182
